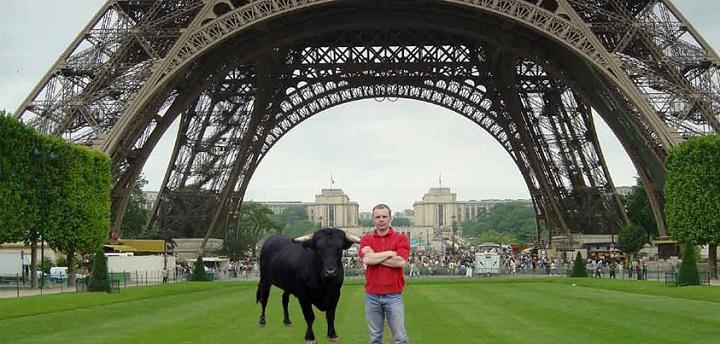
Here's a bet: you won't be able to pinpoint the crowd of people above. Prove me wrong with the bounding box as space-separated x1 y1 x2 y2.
197 245 653 280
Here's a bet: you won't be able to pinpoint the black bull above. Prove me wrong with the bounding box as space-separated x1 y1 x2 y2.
256 228 361 343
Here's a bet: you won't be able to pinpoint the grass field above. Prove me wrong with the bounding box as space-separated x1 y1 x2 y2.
1 278 719 343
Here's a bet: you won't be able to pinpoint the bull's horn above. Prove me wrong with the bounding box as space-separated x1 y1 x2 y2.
340 229 361 243
292 233 314 243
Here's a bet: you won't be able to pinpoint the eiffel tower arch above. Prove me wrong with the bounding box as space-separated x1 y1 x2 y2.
15 1 720 250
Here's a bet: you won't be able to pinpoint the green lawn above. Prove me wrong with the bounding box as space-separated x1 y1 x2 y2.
1 278 718 343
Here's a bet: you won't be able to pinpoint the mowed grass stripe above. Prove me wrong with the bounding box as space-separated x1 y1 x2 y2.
0 284 254 343
1 279 719 344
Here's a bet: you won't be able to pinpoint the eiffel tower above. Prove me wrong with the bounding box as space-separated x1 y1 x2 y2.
14 0 719 251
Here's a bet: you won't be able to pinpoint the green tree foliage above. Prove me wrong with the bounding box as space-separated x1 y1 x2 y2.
0 116 40 245
678 242 700 286
461 202 537 243
571 251 588 277
282 220 321 239
358 217 374 227
55 256 68 268
222 202 278 260
618 223 646 256
665 135 720 279
41 137 111 287
191 256 209 281
391 217 412 227
40 256 53 274
478 230 515 244
88 250 111 292
1 116 111 287
267 206 320 240
114 175 149 238
270 206 307 228
624 179 658 240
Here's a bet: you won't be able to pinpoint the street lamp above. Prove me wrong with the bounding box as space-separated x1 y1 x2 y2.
32 146 54 289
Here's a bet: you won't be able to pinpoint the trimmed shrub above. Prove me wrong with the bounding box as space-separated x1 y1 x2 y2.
678 242 700 286
191 256 209 281
88 250 111 292
571 251 587 277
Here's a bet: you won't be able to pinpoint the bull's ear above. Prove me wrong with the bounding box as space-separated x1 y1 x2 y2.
300 239 315 250
341 231 361 249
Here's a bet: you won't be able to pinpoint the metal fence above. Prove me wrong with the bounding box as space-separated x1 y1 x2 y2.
0 263 713 299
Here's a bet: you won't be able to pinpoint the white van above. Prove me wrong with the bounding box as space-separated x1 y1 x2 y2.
49 267 68 282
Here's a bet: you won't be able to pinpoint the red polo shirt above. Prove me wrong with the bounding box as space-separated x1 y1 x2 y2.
359 227 410 295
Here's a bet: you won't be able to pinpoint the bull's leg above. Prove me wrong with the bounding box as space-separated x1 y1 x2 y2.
326 307 338 341
282 290 292 326
299 299 317 344
256 279 271 328
326 291 340 341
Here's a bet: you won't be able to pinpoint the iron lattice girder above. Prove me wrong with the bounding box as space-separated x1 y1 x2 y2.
15 0 204 145
148 35 624 237
18 0 720 239
568 0 720 133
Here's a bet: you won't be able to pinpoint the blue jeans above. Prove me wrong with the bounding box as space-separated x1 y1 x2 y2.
365 293 409 344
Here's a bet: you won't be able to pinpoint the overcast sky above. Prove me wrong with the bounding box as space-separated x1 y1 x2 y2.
2 1 719 213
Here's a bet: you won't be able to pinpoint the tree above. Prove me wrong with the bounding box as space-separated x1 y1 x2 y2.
114 174 149 238
270 207 308 228
617 223 646 258
391 217 412 227
459 202 537 243
191 256 209 281
571 251 587 277
281 220 321 239
0 116 42 287
43 140 111 287
0 116 111 288
678 242 700 286
222 202 278 260
358 218 374 227
624 179 658 240
88 250 111 292
665 135 720 279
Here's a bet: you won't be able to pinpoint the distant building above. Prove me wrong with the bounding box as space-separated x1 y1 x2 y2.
259 189 359 228
307 189 359 227
143 191 158 211
413 187 531 228
614 186 633 197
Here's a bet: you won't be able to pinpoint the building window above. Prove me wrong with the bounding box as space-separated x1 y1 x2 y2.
437 204 444 227
329 206 335 227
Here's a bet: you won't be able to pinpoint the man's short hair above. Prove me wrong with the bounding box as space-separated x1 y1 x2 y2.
372 204 392 216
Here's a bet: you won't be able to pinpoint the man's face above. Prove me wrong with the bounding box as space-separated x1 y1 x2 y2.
372 208 391 231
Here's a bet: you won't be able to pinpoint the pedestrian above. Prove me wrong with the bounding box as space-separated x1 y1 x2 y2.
162 267 169 284
359 204 410 344
641 263 648 280
609 262 616 279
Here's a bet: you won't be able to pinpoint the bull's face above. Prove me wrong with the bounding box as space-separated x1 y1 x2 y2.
293 228 361 279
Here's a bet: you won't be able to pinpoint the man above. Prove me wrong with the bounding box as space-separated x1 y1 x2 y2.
359 204 410 344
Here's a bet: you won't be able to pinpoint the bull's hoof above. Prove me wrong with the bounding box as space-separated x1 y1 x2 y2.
259 323 265 328
305 340 318 344
283 320 292 327
328 336 340 342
